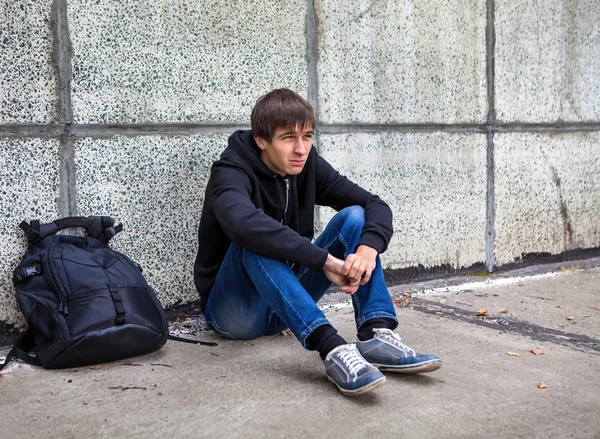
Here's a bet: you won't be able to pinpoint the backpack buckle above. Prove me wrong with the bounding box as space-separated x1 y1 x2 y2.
22 265 41 277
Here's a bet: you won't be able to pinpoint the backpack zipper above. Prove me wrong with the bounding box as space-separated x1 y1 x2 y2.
44 243 69 315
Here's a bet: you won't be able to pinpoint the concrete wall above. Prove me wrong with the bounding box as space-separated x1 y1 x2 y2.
1 0 599 327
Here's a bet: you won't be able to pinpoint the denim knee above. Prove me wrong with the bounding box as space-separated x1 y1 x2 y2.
337 206 365 245
337 206 365 228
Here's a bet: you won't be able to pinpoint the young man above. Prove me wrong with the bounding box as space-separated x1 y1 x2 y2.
194 89 441 395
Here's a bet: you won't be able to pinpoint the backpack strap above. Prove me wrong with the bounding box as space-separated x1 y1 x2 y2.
19 216 123 245
0 331 218 370
168 334 218 347
19 220 43 248
0 328 41 371
108 283 127 325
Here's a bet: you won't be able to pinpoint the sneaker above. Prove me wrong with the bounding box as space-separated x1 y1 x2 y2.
356 328 442 373
324 343 386 395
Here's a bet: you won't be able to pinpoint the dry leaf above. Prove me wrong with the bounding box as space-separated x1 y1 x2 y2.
476 309 488 316
584 315 591 318
531 349 544 355
500 309 509 314
439 295 447 299
537 382 548 389
184 317 192 321
589 306 600 311
475 292 488 297
392 296 411 307
402 291 412 298
492 293 499 297
332 307 339 312
88 365 102 370
566 316 575 321
560 266 580 273
507 352 520 356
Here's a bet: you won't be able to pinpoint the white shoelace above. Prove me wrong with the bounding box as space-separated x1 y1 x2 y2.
373 328 416 357
335 344 368 379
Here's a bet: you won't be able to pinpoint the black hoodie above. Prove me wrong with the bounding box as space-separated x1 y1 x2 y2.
194 130 393 309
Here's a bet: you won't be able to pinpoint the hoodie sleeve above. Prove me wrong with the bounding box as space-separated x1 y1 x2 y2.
314 153 393 254
211 163 329 271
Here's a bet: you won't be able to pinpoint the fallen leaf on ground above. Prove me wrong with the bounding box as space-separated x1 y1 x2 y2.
584 315 591 318
537 382 548 389
476 309 488 316
566 316 575 321
560 266 580 273
185 317 192 321
475 292 488 297
439 295 447 298
500 309 509 314
589 306 600 311
492 293 499 297
88 365 102 370
507 352 520 356
531 349 544 355
402 291 412 298
392 296 411 307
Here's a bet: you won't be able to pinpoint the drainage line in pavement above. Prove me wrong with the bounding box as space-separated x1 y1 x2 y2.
409 298 600 353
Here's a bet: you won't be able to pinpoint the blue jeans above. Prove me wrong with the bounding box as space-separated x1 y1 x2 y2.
204 206 398 349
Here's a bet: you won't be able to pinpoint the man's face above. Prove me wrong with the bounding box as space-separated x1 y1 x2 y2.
255 125 314 176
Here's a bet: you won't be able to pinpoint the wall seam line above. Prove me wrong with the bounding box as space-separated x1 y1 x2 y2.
4 122 600 140
306 0 322 230
51 0 77 217
484 0 496 272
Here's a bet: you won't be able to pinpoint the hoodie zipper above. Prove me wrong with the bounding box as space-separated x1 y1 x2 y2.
282 177 296 270
284 177 290 224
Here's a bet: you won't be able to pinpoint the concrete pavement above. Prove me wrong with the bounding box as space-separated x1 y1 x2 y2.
1 260 599 438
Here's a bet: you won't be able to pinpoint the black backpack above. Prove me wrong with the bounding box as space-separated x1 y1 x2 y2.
0 216 215 370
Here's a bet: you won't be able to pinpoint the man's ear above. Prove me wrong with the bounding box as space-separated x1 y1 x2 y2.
254 136 267 150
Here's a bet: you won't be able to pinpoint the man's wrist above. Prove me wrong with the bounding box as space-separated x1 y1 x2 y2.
356 244 378 257
324 253 343 272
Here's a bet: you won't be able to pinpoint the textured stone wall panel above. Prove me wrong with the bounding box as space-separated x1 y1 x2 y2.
0 0 57 123
495 133 600 265
317 0 487 124
496 0 600 122
318 133 487 269
68 0 308 123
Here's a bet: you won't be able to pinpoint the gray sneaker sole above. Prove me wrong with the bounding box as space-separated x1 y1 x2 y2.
373 359 443 374
327 375 387 396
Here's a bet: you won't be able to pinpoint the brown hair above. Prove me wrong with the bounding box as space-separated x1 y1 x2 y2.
251 89 315 142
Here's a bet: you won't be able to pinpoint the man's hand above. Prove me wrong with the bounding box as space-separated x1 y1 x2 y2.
323 245 378 295
342 245 378 287
323 254 359 295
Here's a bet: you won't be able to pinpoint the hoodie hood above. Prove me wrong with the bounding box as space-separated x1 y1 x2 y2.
225 130 277 178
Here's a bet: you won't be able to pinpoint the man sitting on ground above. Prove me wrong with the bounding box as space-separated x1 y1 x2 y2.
194 88 442 395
